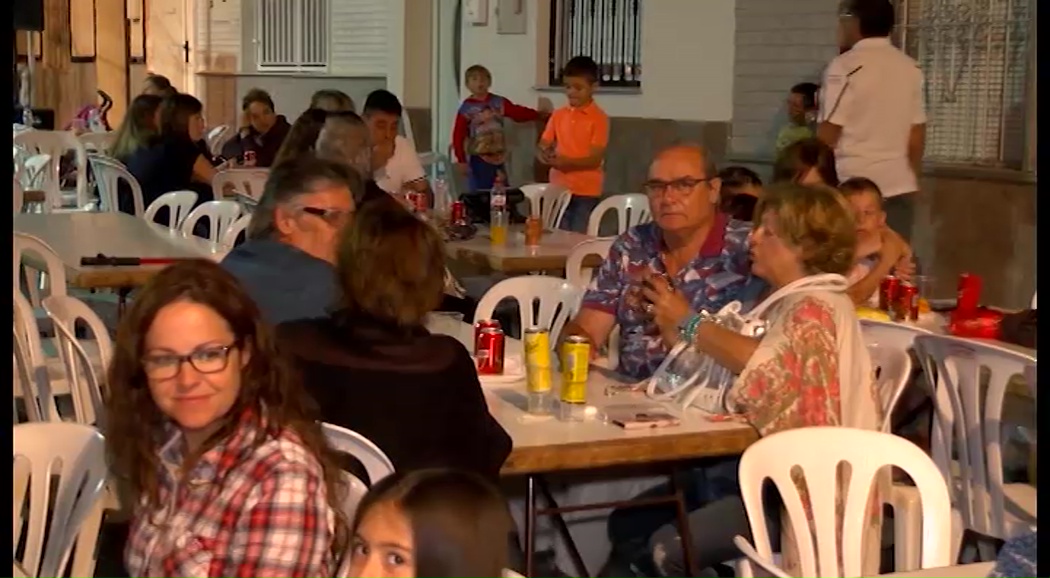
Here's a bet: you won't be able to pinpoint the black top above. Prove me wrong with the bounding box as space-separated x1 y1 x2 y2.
277 312 512 480
220 115 292 168
124 134 214 213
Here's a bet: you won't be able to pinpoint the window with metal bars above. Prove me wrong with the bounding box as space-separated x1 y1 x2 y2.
548 0 642 88
895 0 1035 169
255 0 329 72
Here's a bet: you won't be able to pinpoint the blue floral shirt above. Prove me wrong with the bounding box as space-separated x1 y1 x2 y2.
581 215 765 379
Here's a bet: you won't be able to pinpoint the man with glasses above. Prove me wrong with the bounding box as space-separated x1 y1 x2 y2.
561 144 764 381
222 155 361 325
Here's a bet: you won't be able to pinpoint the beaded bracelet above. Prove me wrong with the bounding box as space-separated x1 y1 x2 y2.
679 313 703 344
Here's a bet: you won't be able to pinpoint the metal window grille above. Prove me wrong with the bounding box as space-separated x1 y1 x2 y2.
256 0 329 72
548 0 642 87
896 0 1035 169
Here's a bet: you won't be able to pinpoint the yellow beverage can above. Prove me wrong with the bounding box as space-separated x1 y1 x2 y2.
524 327 552 394
560 335 590 404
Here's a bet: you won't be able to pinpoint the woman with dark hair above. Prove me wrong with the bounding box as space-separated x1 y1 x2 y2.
272 107 329 166
221 88 292 167
276 197 511 480
106 259 348 577
772 137 839 187
125 93 228 215
108 94 163 163
347 469 513 578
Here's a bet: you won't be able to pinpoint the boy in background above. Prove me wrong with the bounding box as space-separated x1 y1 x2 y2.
775 82 820 155
452 64 545 191
839 176 915 305
717 166 763 222
538 56 609 233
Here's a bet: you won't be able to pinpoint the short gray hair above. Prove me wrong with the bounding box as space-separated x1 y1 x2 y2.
247 155 364 240
315 113 372 180
652 142 719 180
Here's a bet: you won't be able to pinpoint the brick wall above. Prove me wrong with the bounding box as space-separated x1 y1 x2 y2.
730 0 840 157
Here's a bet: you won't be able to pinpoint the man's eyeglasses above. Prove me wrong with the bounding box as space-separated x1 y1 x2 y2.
299 206 353 225
142 344 238 380
644 177 714 197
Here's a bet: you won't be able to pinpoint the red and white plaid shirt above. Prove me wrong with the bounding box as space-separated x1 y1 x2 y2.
124 410 337 577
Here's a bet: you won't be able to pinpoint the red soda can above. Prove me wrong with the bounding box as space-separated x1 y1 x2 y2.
476 327 505 375
413 190 428 212
878 276 899 312
451 201 466 224
897 282 919 321
956 273 982 317
243 150 256 164
472 319 501 355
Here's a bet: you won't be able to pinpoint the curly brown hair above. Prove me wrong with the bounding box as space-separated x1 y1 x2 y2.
754 183 856 275
105 259 349 553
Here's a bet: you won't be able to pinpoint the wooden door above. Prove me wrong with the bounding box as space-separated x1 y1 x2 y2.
145 0 190 93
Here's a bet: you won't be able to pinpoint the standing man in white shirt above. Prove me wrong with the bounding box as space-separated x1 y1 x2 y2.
362 89 432 201
818 0 926 241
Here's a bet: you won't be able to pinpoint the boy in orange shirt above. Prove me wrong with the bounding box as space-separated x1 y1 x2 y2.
537 56 609 233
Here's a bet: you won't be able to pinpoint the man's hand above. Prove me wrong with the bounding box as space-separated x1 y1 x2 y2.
639 272 692 348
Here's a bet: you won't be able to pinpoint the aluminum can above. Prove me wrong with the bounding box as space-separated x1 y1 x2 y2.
878 276 899 313
472 319 501 355
524 327 552 394
956 273 983 317
896 282 919 322
524 215 543 247
243 150 256 164
559 335 590 404
451 200 466 224
476 328 505 375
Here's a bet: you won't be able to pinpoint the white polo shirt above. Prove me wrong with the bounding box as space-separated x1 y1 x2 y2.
374 135 427 194
819 37 926 198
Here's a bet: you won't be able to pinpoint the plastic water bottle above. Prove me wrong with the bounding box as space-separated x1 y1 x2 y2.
489 172 508 246
21 108 35 128
433 168 450 218
88 108 103 132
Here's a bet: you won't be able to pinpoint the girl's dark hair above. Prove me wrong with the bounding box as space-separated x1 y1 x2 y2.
241 87 276 112
109 94 163 161
772 137 839 187
159 93 203 140
105 259 350 555
272 108 329 166
718 166 762 221
353 469 512 578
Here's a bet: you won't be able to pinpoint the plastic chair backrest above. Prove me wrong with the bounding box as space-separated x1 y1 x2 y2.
586 193 651 237
474 275 581 343
13 422 108 578
20 153 52 192
736 426 952 578
14 130 90 209
180 200 243 243
87 154 144 215
912 334 1037 539
565 238 613 290
15 232 68 308
14 176 24 213
221 214 252 249
13 291 59 423
43 295 113 427
321 422 395 486
520 183 572 230
205 125 234 156
865 342 912 433
212 168 269 200
77 132 114 152
144 190 199 229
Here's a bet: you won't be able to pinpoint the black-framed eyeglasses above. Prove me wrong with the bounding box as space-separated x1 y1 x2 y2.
299 206 354 225
644 177 714 197
141 344 237 379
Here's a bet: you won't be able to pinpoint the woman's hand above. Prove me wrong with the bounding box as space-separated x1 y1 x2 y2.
639 272 692 348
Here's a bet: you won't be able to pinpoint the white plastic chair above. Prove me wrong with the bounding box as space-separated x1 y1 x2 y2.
212 168 269 200
860 319 933 352
143 190 198 229
14 291 61 423
14 130 91 210
87 154 144 215
15 232 67 310
221 214 252 249
474 276 581 344
865 342 913 433
565 238 613 290
734 427 953 578
322 422 395 525
205 124 234 157
77 131 114 152
180 200 243 243
520 183 572 230
43 295 113 427
912 335 1038 541
13 422 108 578
14 176 24 213
19 153 52 193
585 193 651 237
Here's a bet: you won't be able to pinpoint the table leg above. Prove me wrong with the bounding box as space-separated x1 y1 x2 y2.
117 288 131 319
538 478 590 578
524 475 537 578
671 469 698 577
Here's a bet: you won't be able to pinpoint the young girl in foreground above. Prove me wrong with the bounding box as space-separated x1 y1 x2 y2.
347 469 514 578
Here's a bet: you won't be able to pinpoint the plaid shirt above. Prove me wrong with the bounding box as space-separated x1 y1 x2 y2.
125 410 337 577
581 215 765 379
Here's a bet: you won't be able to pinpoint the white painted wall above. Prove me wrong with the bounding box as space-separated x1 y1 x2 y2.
454 0 736 121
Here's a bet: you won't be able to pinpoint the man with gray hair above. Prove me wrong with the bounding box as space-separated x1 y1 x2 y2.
222 155 361 325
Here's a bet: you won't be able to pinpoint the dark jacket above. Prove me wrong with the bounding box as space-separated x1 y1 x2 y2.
220 115 292 167
221 239 338 326
124 134 214 215
276 312 512 480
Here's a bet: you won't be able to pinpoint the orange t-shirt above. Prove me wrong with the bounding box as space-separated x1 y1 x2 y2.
540 100 609 198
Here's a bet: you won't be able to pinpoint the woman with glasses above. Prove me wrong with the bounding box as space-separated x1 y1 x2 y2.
106 259 349 577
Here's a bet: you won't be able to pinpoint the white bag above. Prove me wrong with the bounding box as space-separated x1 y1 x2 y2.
646 274 849 414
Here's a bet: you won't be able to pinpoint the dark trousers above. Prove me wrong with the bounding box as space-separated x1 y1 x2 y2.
558 195 601 234
884 192 916 243
468 155 506 192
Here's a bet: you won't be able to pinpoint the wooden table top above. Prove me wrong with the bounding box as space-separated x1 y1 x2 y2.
15 212 223 289
430 320 758 476
445 226 604 274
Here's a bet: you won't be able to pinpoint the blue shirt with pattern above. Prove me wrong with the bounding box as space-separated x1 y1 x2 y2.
581 214 765 379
